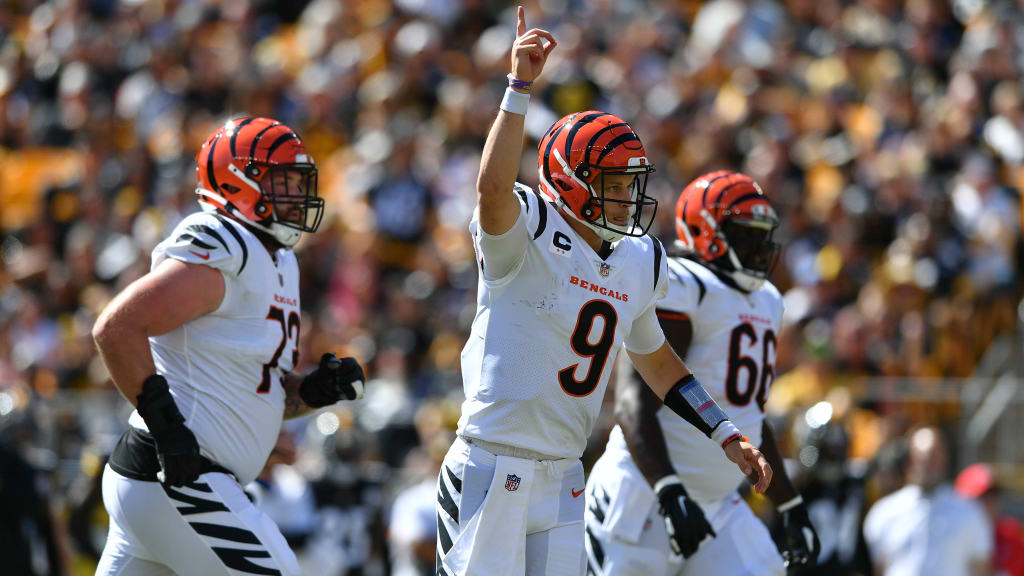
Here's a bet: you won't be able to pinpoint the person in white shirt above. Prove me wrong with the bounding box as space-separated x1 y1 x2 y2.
93 117 366 576
863 426 993 576
435 9 772 576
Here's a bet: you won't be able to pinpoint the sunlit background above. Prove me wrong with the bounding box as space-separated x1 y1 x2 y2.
1 0 1022 574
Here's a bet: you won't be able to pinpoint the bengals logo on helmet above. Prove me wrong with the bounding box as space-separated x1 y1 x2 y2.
536 111 657 244
195 117 324 247
675 170 780 291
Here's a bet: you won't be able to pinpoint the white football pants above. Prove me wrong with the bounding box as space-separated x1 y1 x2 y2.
583 453 784 576
436 436 588 576
97 465 300 576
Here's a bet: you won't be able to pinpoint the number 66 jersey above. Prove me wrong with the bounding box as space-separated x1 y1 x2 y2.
126 210 302 485
457 186 669 460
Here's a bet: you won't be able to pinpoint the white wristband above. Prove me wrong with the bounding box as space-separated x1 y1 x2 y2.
710 420 742 447
777 495 804 512
500 87 530 116
653 474 682 494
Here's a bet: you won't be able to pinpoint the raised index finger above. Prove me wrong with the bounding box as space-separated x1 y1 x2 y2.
517 6 526 37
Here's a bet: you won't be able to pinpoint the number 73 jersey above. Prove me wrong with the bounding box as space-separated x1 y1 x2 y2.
457 188 669 460
127 210 302 486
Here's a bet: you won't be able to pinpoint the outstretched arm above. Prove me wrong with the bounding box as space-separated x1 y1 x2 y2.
628 341 772 494
477 6 556 235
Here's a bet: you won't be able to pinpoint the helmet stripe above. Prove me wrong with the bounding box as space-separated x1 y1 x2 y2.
248 122 279 160
708 181 748 218
584 123 629 165
229 116 255 157
563 112 609 162
265 131 298 162
595 132 640 166
541 119 572 186
700 172 733 211
724 192 767 214
206 133 223 195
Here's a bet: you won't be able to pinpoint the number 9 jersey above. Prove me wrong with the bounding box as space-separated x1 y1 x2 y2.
604 255 783 503
126 209 302 485
457 186 670 460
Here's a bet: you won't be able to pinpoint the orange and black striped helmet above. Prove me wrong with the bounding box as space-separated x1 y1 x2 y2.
195 117 323 247
675 170 780 291
537 111 656 243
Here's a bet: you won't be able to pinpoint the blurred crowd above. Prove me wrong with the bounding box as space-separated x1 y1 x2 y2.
1 0 1023 574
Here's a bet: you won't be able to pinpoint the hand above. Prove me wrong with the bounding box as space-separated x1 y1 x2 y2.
136 374 202 486
153 423 202 486
510 6 557 85
723 439 772 493
779 503 820 571
299 353 365 408
656 475 715 558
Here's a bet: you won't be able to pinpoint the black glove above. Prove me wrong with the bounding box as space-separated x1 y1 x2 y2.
136 374 202 487
299 353 365 408
779 500 820 571
655 475 716 558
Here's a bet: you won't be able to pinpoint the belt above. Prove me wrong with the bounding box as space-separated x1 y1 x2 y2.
108 426 237 482
460 435 563 462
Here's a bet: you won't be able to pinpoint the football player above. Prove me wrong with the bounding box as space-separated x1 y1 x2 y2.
436 10 772 576
584 171 820 576
93 117 366 575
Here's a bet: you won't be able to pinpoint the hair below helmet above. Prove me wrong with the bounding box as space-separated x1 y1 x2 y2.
195 117 323 247
537 111 657 243
675 170 780 291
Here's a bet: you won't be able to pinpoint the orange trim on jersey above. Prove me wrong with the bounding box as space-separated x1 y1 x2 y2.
656 310 691 323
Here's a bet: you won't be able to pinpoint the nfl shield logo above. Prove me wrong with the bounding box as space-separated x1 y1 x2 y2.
505 474 521 492
599 263 611 277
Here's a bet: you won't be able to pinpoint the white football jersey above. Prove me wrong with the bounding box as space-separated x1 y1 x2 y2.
458 186 669 460
127 211 301 485
604 256 783 503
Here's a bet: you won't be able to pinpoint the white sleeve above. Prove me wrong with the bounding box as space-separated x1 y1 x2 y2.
624 301 666 354
965 499 994 561
624 239 670 354
472 186 540 282
151 213 248 315
862 502 884 564
153 213 243 275
473 209 529 282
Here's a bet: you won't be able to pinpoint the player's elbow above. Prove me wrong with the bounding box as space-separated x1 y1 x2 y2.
92 303 135 353
476 175 503 204
613 396 642 433
91 307 116 352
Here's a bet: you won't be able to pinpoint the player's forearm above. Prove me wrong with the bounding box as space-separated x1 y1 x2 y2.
760 421 800 506
631 344 742 447
616 376 676 487
629 341 690 398
282 371 316 419
92 309 157 407
477 107 527 235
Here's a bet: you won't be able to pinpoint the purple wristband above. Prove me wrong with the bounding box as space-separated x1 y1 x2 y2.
507 74 533 91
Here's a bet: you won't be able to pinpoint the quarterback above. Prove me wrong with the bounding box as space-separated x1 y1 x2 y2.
436 9 772 576
92 117 366 575
584 171 820 576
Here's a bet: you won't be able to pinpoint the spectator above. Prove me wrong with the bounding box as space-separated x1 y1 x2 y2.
864 426 992 576
955 463 1024 576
